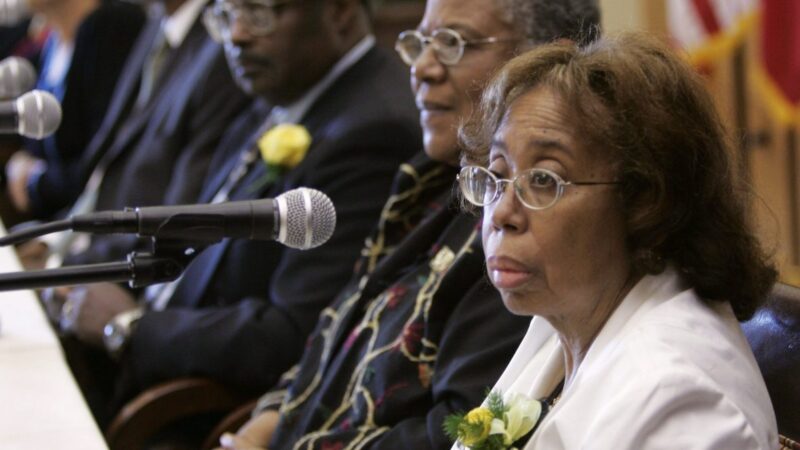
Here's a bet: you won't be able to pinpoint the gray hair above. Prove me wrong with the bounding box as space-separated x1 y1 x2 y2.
498 0 601 46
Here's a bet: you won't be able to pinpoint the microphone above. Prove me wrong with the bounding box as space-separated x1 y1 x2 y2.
70 187 337 250
0 56 36 99
0 90 62 139
0 0 28 26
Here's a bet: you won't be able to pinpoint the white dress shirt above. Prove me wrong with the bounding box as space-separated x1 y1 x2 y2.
463 267 778 449
162 0 207 47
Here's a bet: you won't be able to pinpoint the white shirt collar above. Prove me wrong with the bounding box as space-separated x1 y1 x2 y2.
270 34 376 125
162 0 208 48
493 267 688 398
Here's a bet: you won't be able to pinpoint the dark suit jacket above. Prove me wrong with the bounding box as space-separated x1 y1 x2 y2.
24 1 146 219
0 19 36 61
62 12 251 265
125 46 421 397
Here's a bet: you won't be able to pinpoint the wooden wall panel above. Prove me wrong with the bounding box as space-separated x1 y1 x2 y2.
617 0 800 284
745 26 800 284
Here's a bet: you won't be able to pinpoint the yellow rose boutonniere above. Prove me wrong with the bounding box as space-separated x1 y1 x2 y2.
258 124 312 168
250 124 312 192
444 391 543 450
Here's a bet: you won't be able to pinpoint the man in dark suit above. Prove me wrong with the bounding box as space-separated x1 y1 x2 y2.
58 0 421 426
16 0 250 253
6 0 145 220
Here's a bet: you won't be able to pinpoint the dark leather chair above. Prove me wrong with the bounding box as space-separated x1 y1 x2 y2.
742 282 800 449
201 399 259 449
105 378 251 450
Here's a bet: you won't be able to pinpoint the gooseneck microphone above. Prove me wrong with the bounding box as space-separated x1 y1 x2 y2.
0 56 36 99
0 90 62 139
0 188 337 250
0 189 336 291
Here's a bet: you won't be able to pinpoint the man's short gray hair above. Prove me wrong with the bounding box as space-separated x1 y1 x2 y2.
498 0 601 46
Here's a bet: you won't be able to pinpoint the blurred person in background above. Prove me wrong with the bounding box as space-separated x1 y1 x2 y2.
18 0 250 428
5 0 145 219
11 0 249 272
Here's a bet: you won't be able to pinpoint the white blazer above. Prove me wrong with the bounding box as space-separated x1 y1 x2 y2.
459 267 778 449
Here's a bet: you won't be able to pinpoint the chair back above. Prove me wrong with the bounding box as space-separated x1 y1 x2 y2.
741 282 800 445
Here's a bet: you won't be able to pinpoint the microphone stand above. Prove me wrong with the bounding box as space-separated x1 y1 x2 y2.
0 237 210 291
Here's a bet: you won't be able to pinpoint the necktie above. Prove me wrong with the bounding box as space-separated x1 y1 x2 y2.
136 28 170 109
211 113 279 203
42 28 175 267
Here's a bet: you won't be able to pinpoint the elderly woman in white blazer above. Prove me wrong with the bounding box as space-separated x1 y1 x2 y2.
454 33 779 449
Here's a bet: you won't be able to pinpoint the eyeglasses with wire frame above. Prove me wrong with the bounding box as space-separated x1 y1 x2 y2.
458 165 621 211
203 0 293 38
395 28 516 66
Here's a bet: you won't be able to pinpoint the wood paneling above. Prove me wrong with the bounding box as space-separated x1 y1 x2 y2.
373 1 425 51
606 0 800 284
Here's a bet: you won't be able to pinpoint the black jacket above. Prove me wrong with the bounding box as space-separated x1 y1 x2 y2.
125 46 422 398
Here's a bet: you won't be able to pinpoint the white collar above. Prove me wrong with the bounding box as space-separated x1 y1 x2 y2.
494 266 687 398
270 34 375 125
162 0 207 48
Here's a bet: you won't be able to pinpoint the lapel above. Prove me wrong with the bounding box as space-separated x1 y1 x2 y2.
168 238 229 307
144 17 208 120
198 102 272 202
517 269 685 449
80 18 162 173
101 17 210 170
200 149 245 202
170 107 272 307
170 48 383 307
175 144 273 305
293 47 380 140
168 163 272 307
493 270 685 397
492 318 556 395
230 159 268 200
565 267 683 390
246 48 384 199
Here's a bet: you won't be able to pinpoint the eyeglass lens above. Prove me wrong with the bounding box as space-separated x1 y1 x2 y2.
396 29 464 66
211 1 279 35
460 166 562 210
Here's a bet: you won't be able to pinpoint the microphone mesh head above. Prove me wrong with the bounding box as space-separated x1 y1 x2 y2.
0 56 35 99
276 188 336 250
16 90 62 139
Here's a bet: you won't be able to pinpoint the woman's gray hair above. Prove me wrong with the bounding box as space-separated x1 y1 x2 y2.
498 0 601 46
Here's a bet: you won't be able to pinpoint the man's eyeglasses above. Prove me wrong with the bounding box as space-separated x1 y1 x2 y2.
203 0 293 39
458 165 621 211
395 28 516 66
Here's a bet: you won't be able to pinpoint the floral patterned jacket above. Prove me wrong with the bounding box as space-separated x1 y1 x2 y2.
259 152 530 450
